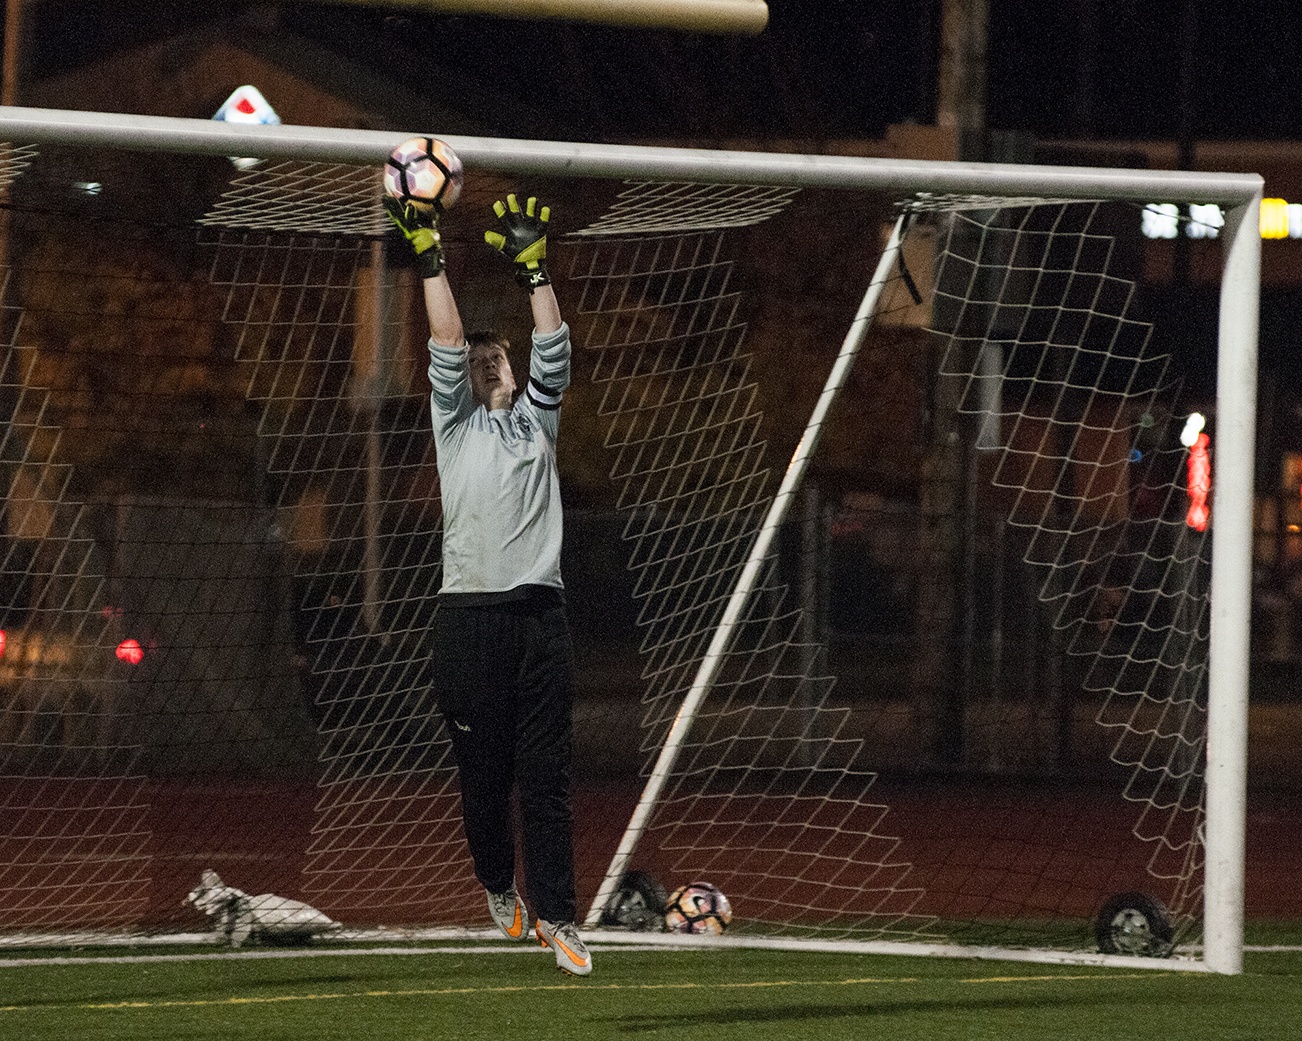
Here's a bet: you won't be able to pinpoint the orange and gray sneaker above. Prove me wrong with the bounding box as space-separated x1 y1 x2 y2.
486 887 529 941
535 918 593 976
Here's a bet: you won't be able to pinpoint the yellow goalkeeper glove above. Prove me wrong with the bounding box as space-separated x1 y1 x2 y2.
485 194 551 293
384 197 445 279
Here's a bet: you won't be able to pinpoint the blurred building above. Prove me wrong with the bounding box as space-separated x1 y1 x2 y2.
2 11 1300 776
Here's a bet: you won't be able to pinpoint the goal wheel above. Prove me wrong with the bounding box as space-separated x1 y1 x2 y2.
1094 892 1175 957
598 870 668 931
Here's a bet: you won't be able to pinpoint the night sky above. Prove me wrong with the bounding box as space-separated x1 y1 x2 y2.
11 1 1302 144
8 1 1302 451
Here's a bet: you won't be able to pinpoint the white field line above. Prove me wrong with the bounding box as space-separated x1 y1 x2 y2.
0 929 1265 971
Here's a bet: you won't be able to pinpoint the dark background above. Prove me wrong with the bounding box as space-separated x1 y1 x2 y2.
10 0 1302 143
1 0 1299 941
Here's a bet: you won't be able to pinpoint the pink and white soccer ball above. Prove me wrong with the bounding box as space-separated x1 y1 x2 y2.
664 882 733 935
383 137 463 213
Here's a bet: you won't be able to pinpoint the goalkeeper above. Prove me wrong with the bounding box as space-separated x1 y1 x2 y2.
386 190 591 977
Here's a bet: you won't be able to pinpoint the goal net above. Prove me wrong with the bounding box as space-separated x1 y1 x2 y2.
0 109 1259 972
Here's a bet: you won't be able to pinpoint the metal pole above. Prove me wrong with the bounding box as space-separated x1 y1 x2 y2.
937 0 988 159
2 0 23 109
0 106 1265 206
316 0 770 35
584 212 912 925
1202 193 1260 975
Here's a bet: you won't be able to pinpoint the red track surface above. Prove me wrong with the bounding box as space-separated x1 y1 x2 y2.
1 776 1298 934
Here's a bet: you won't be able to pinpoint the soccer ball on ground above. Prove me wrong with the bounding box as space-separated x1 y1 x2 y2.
664 882 732 935
384 136 463 213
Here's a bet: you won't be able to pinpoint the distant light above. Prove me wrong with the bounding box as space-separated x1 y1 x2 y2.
116 638 144 665
73 181 102 195
1261 198 1291 240
1142 204 1179 240
213 85 281 171
1186 430 1211 532
0 629 6 659
1140 200 1302 240
1180 412 1206 448
1187 203 1224 239
213 84 280 126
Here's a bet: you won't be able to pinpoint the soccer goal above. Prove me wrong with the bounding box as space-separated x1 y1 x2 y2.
0 106 1259 974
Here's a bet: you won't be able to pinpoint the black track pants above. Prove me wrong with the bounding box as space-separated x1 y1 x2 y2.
433 600 577 924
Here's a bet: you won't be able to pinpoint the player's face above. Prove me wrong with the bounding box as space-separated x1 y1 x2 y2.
468 342 516 410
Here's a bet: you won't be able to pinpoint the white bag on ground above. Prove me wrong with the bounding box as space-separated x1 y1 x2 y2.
185 869 341 947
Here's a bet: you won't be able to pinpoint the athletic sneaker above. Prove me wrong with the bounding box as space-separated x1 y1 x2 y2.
486 887 528 941
535 918 592 976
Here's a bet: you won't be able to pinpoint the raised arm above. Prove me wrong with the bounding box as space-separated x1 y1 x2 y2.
384 197 464 346
528 282 562 335
422 272 465 346
485 193 560 335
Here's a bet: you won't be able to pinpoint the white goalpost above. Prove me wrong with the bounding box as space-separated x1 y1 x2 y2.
0 105 1259 975
581 211 913 928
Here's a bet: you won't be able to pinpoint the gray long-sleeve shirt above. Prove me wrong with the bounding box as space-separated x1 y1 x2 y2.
427 323 571 599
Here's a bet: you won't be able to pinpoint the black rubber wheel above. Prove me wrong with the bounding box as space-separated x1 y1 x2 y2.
1094 891 1175 957
598 870 668 931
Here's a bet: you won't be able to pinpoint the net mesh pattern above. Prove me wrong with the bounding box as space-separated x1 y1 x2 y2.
927 199 1208 931
0 146 1222 956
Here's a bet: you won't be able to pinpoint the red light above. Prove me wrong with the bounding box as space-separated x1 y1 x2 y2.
1186 431 1211 532
0 629 6 659
115 638 144 665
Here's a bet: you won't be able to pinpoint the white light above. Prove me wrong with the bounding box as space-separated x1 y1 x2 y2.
1141 200 1302 240
1289 203 1302 240
1142 203 1179 240
1180 412 1206 448
1187 203 1224 239
73 181 101 194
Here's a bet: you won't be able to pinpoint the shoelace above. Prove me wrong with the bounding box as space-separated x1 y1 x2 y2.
552 922 585 949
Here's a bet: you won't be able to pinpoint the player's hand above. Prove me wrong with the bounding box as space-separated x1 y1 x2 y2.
485 194 551 292
384 196 445 279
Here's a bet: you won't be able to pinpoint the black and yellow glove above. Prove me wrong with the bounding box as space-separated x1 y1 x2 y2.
384 196 446 279
484 193 550 293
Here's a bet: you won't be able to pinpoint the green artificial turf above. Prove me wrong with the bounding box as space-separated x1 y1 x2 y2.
1 942 1300 1041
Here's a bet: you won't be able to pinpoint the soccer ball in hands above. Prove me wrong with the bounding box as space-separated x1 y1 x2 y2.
383 137 463 214
664 882 732 935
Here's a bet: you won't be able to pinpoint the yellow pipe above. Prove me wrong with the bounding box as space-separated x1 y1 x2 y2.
317 0 769 35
